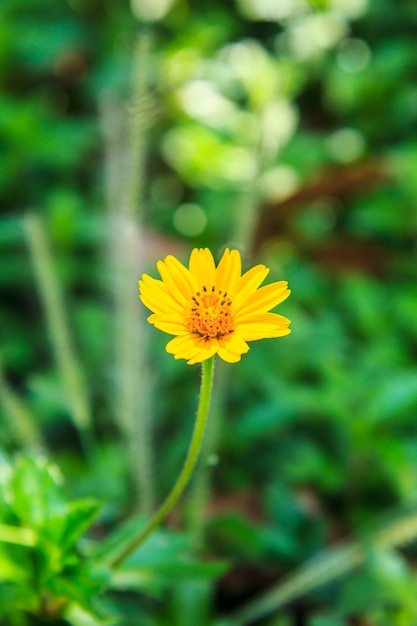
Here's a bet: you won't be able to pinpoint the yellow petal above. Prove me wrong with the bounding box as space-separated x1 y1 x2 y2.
164 255 198 294
147 314 188 335
189 248 216 289
215 248 242 294
217 334 249 363
236 282 290 318
235 322 291 341
216 348 241 363
166 334 201 361
236 311 291 327
139 275 185 316
231 264 269 304
166 333 218 365
139 274 171 302
187 338 218 365
139 291 184 317
166 334 218 364
156 257 195 307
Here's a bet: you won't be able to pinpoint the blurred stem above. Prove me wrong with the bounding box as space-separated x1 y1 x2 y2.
230 502 417 624
233 184 261 256
108 26 156 514
109 357 215 568
123 27 154 220
24 213 93 458
0 355 45 452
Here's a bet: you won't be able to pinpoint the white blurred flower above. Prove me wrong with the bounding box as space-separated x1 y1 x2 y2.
131 0 175 22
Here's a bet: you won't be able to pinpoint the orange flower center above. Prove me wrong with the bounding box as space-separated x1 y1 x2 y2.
187 285 234 339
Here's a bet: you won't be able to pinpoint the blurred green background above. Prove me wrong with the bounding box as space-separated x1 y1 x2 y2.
2 0 417 624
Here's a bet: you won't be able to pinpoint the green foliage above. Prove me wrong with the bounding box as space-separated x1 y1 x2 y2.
2 0 417 624
0 455 106 623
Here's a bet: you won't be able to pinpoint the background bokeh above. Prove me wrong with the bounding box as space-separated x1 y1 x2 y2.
2 0 417 624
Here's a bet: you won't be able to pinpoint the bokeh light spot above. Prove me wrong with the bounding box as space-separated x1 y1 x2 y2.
173 203 207 237
337 38 371 73
258 165 300 202
326 127 365 163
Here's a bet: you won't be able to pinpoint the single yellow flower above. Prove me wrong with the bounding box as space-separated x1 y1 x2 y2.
139 248 291 364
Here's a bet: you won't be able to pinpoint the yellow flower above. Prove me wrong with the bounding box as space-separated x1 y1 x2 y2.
139 248 291 365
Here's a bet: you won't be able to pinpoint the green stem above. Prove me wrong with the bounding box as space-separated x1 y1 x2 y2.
24 213 93 458
110 356 215 568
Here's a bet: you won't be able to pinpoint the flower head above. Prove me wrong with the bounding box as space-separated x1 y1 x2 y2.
139 248 291 364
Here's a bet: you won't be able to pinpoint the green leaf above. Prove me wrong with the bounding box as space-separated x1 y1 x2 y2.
306 0 329 8
310 617 345 626
0 523 37 547
9 457 66 528
47 499 101 553
93 515 149 565
49 561 110 614
106 528 227 593
65 601 115 626
111 558 227 591
207 514 265 560
167 579 213 626
368 371 417 423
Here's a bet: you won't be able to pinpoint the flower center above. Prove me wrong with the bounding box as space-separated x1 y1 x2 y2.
187 285 234 339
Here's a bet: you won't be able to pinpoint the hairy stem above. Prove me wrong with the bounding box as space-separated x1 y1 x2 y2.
109 356 215 568
24 213 93 457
